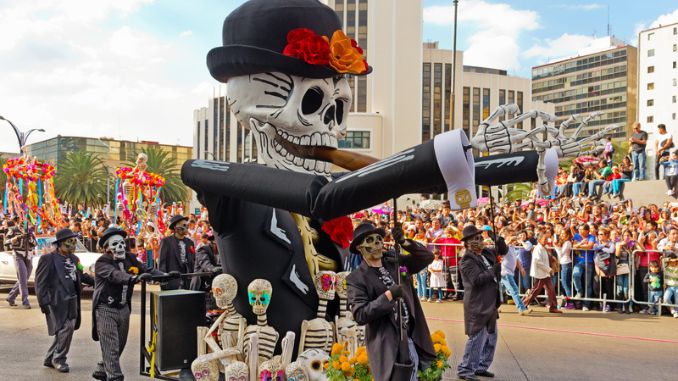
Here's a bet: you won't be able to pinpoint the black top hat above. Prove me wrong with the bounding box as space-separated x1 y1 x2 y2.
207 0 372 82
349 221 385 254
460 225 483 241
99 227 128 249
169 215 189 230
53 228 79 245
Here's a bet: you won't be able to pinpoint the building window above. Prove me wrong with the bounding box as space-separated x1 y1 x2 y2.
647 116 654 123
674 61 677 69
422 63 431 142
444 63 452 131
674 78 677 87
673 95 677 103
338 130 371 149
674 27 677 35
433 63 443 137
517 91 524 128
647 82 655 90
674 44 677 52
472 87 480 137
647 66 654 73
648 49 655 57
647 32 654 40
482 88 490 120
196 121 201 158
462 87 470 137
647 99 654 106
674 113 677 120
498 89 506 121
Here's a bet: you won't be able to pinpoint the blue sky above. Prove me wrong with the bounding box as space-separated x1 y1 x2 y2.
0 0 677 153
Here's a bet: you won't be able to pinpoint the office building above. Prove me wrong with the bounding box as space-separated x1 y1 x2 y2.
637 22 678 156
531 36 637 139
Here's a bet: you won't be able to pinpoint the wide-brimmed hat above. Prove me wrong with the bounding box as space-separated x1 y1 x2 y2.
460 225 483 241
99 227 127 249
349 221 385 254
207 0 372 82
53 228 79 245
169 215 189 230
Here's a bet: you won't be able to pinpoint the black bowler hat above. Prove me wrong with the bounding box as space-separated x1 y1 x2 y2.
349 222 385 254
207 0 372 82
460 225 483 241
99 227 127 249
53 228 78 245
169 215 189 230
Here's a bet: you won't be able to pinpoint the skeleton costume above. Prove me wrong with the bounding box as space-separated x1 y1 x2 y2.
334 271 363 354
91 227 164 381
242 279 280 365
298 271 336 355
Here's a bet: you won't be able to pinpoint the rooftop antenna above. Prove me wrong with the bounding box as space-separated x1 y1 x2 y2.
607 4 611 36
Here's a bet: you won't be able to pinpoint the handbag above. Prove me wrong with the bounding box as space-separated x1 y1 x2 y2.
616 263 630 275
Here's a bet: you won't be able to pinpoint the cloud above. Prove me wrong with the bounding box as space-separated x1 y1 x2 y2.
0 0 210 153
634 8 678 37
555 3 603 11
179 30 193 38
524 33 596 62
423 1 539 71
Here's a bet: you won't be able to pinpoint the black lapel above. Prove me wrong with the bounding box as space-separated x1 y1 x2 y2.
263 208 293 251
51 252 70 291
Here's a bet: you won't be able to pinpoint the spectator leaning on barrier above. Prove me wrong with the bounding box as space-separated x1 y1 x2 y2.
593 227 617 312
643 261 663 315
615 229 635 313
555 228 574 309
572 224 596 311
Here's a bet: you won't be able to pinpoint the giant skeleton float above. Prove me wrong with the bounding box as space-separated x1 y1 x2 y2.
180 1 619 380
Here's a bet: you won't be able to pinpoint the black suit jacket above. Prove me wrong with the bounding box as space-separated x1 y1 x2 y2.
35 251 94 336
346 243 436 381
158 235 195 290
189 244 220 291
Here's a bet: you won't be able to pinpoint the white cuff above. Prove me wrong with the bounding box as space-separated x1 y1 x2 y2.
433 130 476 210
538 148 559 198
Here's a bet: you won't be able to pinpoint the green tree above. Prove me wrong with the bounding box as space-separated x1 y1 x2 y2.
55 151 107 207
127 147 188 204
505 183 532 202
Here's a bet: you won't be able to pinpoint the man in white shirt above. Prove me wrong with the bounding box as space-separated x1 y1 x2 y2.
521 229 562 313
658 228 678 253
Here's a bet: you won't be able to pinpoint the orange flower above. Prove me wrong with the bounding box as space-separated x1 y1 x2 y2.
128 266 139 275
433 343 442 353
327 30 368 74
339 356 348 363
332 361 341 370
357 354 369 365
331 343 344 356
341 362 352 372
437 360 444 369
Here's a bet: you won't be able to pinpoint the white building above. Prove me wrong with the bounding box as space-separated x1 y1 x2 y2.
638 22 678 164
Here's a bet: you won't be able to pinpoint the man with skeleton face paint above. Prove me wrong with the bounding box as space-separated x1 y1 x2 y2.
91 227 166 381
35 228 95 373
456 225 507 381
346 222 436 381
158 215 196 290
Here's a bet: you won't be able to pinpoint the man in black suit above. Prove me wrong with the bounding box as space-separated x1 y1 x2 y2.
189 234 222 291
158 215 195 290
35 228 95 373
457 225 506 381
347 222 436 381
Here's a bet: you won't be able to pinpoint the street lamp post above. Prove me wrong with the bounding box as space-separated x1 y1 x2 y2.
0 115 46 154
449 0 459 133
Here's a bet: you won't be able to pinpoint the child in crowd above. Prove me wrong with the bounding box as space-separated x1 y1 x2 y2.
428 249 445 303
662 254 678 318
643 260 663 314
661 150 678 196
135 239 147 265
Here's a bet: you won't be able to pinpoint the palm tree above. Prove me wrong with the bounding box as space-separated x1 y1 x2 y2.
126 147 188 204
55 151 108 207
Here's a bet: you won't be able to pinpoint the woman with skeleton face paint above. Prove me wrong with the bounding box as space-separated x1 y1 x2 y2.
345 222 436 381
91 227 166 381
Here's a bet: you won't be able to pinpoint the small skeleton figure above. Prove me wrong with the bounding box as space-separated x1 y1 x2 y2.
136 152 148 172
298 271 336 356
203 274 248 367
334 271 361 355
242 279 279 365
285 361 310 381
224 361 249 381
258 358 285 381
191 348 242 381
297 349 330 381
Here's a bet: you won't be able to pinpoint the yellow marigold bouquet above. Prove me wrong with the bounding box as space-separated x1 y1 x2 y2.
325 343 373 381
418 330 451 381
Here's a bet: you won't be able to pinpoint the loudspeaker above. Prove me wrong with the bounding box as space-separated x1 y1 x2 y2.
153 290 206 371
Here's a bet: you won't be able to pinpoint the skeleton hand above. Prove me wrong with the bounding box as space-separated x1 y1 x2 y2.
545 113 620 158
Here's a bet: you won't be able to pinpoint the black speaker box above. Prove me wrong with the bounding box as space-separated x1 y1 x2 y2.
153 290 206 371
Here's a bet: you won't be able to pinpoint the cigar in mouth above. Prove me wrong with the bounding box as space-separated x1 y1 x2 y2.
274 133 378 171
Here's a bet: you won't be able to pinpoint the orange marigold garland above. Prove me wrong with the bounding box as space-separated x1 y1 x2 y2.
418 330 451 381
282 28 368 75
325 342 372 381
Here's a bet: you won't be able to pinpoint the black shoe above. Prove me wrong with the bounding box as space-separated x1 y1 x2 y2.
53 362 69 373
475 370 495 377
458 375 481 381
43 360 54 368
6 298 16 307
92 369 107 380
22 304 31 309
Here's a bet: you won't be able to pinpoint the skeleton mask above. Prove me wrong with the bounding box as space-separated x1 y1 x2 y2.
212 273 237 308
105 235 127 260
356 233 384 261
191 358 220 381
334 272 350 299
313 271 336 301
247 279 272 316
227 73 351 178
224 361 248 381
298 349 329 381
60 237 78 254
285 362 309 381
136 153 148 171
258 358 284 381
174 220 189 236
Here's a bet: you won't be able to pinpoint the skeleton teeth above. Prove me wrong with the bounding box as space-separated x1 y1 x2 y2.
311 132 321 146
286 134 294 143
303 159 316 171
286 152 294 160
293 136 300 144
274 141 283 153
315 161 324 171
281 131 288 139
294 157 303 165
301 136 310 145
321 134 329 146
280 147 288 156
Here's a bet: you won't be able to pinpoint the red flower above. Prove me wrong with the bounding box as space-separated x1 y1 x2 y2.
189 246 195 255
282 28 330 66
321 216 354 249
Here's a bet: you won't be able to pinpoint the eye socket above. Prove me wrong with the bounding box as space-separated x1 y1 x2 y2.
336 100 345 125
302 87 324 115
311 361 321 370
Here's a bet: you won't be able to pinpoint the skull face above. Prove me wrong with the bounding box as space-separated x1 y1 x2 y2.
334 271 350 299
211 273 237 308
313 271 336 300
298 349 329 381
106 235 127 260
60 237 78 254
224 361 248 381
285 362 309 381
227 73 351 177
247 278 272 316
356 233 384 261
258 358 284 381
174 220 189 236
191 358 220 381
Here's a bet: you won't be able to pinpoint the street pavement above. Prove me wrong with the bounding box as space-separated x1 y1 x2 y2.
1 287 677 381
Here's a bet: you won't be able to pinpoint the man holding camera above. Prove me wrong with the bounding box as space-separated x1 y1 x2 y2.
5 218 37 308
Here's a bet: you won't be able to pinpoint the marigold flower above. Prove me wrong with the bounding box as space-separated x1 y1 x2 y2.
437 360 444 368
331 343 344 356
434 343 442 353
332 361 341 370
339 356 348 363
341 362 352 372
327 30 368 74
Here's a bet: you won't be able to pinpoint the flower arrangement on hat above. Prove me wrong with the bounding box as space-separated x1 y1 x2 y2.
417 330 451 381
325 342 372 381
283 28 369 75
